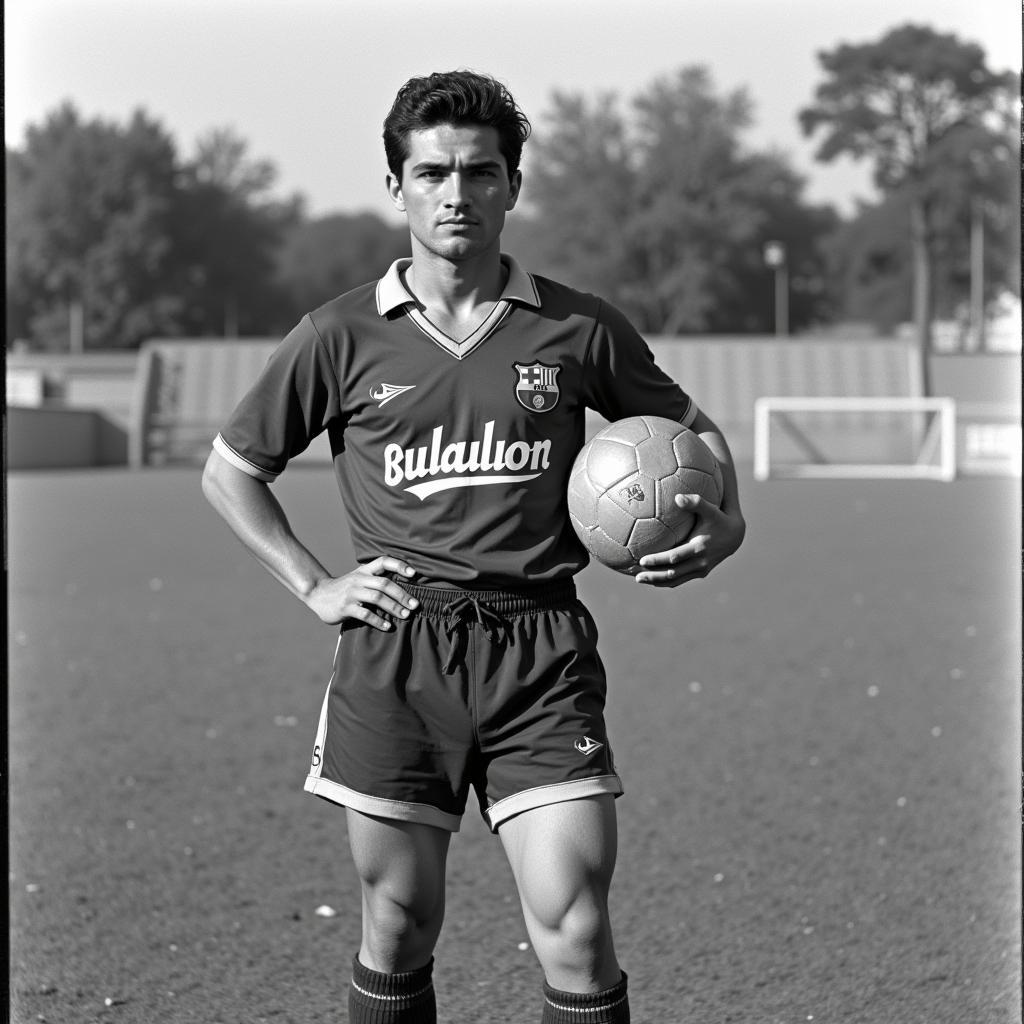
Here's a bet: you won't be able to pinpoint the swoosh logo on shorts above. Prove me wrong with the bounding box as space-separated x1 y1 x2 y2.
574 736 603 756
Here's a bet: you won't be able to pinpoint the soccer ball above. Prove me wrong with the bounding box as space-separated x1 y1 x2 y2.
568 415 723 575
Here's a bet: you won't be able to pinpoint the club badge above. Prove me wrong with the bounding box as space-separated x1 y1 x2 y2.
513 362 561 413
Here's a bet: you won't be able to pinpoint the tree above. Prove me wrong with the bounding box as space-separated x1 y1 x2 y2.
276 212 409 316
824 196 915 334
171 127 301 337
7 103 183 350
521 68 837 334
800 24 1018 380
710 152 841 334
921 121 1019 347
520 89 636 310
625 68 765 332
7 110 301 349
827 134 1019 342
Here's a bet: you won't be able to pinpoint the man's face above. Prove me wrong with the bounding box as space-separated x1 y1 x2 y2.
387 124 521 263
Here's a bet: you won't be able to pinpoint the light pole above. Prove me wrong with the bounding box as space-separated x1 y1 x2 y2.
764 240 788 337
966 143 1010 352
69 299 85 353
969 196 985 351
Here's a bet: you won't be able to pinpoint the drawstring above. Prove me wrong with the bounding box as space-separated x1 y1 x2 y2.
441 595 508 673
398 580 576 675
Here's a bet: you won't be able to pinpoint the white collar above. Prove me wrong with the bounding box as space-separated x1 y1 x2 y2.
375 253 540 316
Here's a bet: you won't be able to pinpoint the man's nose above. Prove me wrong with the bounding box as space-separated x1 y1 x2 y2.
444 174 470 207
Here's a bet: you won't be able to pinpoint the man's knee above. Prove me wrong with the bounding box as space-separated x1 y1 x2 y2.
362 877 444 935
358 877 446 973
510 836 615 977
529 883 612 950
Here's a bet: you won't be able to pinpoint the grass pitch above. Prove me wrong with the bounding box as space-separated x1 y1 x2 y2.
8 466 1021 1023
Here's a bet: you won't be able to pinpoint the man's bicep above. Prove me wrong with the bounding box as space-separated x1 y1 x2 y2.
202 447 273 518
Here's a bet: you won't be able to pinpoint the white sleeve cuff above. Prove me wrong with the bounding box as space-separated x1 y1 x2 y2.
212 434 278 482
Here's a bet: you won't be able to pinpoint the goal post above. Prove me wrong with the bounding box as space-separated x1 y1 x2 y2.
753 396 958 482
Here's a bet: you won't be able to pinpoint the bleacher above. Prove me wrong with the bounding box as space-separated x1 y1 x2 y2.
132 339 277 466
131 338 341 467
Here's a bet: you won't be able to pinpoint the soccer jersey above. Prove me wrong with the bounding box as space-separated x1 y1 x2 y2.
214 255 697 587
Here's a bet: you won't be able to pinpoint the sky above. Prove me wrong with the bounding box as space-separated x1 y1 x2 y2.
5 0 1021 223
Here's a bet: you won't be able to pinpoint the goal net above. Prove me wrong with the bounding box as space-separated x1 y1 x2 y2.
753 396 958 481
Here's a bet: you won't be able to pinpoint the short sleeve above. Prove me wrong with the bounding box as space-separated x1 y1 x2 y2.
213 315 342 480
582 300 697 426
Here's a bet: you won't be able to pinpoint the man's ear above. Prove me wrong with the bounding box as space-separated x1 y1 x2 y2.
387 173 405 213
506 169 523 212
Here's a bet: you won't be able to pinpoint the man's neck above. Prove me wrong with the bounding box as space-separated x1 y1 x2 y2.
404 244 507 318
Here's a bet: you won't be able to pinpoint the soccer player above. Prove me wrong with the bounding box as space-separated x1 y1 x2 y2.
202 70 745 1024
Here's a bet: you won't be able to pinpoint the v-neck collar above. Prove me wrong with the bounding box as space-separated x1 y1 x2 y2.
375 254 540 361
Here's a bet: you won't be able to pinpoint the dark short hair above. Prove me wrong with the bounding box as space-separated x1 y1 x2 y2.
383 71 531 181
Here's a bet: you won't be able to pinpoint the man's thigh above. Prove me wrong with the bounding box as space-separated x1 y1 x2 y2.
346 809 452 907
498 795 621 988
498 794 619 911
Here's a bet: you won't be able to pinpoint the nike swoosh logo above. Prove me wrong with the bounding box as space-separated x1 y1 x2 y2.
370 383 416 407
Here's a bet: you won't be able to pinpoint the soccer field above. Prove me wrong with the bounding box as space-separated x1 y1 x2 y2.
8 466 1021 1024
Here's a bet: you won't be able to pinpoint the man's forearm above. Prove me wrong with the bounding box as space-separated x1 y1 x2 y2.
201 451 331 604
690 409 742 518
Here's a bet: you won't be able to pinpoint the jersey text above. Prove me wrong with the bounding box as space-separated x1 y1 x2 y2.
383 420 552 499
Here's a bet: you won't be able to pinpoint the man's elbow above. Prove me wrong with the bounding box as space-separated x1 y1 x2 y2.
201 449 229 507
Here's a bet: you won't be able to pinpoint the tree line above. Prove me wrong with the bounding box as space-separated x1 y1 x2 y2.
7 24 1017 358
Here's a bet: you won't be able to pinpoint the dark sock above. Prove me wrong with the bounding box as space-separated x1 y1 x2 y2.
541 972 629 1023
348 955 436 1024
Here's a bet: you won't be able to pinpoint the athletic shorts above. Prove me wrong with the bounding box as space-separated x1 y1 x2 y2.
303 580 623 832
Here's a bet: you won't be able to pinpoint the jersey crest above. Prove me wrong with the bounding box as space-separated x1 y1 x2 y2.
513 361 561 413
